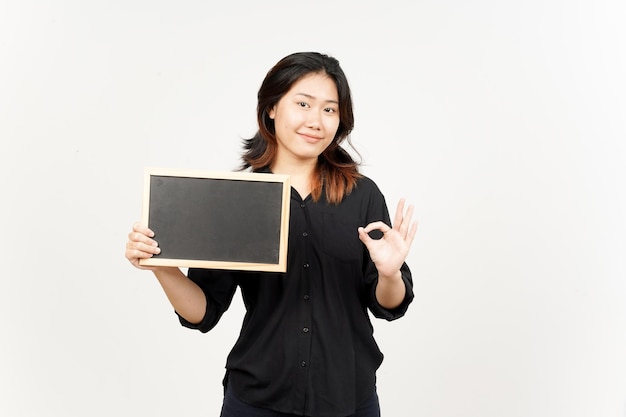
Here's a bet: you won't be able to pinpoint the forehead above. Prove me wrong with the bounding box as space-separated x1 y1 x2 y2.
286 73 338 101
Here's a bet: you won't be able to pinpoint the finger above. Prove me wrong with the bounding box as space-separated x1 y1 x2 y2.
357 227 373 245
360 221 391 235
126 247 155 261
127 239 161 255
128 229 159 247
392 198 406 231
398 204 415 238
125 243 161 268
405 220 419 248
133 221 155 238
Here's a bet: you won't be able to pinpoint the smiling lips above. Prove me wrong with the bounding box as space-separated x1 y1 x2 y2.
298 132 324 143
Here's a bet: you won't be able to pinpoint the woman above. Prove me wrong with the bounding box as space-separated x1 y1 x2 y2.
126 52 418 417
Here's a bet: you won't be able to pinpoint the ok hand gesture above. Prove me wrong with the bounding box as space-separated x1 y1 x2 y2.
358 198 418 279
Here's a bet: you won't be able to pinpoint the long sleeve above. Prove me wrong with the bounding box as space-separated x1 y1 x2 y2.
367 261 414 321
177 268 239 333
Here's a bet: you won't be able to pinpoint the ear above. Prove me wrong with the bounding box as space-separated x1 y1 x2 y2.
268 105 276 120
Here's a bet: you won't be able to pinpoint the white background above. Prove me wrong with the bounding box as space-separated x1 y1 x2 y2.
1 1 625 416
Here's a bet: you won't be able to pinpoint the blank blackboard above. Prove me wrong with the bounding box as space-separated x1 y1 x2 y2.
139 168 291 272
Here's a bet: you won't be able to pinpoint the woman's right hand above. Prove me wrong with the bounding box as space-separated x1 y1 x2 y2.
125 222 161 270
125 223 204 322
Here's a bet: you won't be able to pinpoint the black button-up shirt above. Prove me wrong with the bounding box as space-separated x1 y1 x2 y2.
178 174 414 417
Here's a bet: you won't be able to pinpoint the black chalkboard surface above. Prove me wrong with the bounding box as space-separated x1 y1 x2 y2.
139 168 291 272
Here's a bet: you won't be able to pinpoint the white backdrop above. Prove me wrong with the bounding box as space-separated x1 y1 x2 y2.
1 1 625 416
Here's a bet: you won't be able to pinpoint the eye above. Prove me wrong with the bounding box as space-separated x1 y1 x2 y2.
324 107 337 113
297 101 310 108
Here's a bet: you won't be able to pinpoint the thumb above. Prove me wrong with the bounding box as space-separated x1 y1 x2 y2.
358 227 372 245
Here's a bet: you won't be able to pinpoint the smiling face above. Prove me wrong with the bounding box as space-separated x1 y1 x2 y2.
268 72 340 167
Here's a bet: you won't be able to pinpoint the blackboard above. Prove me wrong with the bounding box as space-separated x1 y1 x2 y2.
139 168 291 272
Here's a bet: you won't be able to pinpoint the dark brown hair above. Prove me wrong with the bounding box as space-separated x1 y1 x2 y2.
240 52 361 204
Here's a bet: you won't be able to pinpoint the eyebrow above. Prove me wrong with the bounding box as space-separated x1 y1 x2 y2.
295 92 339 105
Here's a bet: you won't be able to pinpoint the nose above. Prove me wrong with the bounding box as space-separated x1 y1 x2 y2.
305 111 322 130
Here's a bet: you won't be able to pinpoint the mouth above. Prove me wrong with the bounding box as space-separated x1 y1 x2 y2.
298 133 324 143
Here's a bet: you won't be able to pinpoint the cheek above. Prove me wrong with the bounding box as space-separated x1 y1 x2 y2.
275 110 299 128
274 114 297 141
325 118 341 137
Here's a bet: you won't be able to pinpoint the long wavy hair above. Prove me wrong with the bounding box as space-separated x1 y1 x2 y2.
240 52 361 204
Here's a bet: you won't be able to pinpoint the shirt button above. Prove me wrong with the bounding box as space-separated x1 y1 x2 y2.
303 327 309 333
300 203 306 208
303 294 310 300
302 232 308 237
303 263 309 269
301 361 307 367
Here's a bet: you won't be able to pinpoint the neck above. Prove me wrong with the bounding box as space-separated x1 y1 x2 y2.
270 159 318 199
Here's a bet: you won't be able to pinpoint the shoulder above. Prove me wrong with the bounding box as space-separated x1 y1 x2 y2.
335 174 386 214
353 174 384 199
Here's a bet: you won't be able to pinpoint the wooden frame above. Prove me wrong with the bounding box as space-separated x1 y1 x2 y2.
139 168 291 272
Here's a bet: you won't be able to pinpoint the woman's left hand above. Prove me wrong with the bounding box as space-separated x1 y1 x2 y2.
358 198 418 279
